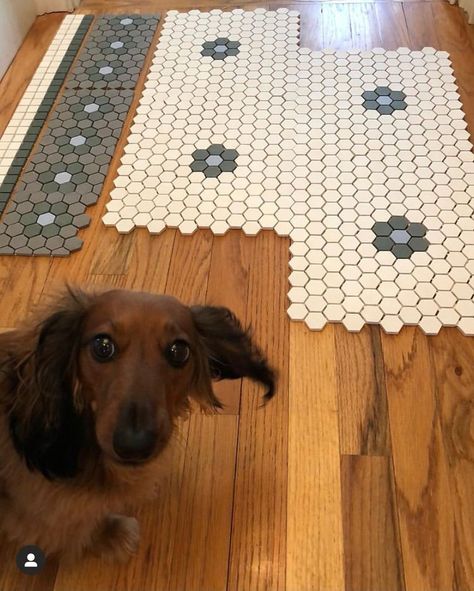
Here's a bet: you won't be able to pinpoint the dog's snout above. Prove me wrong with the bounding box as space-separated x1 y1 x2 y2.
113 400 159 462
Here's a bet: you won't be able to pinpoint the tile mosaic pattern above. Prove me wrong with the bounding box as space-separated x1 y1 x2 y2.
190 144 239 177
201 38 241 60
65 15 158 90
107 8 474 335
362 87 407 115
372 216 429 258
0 15 92 212
0 14 159 256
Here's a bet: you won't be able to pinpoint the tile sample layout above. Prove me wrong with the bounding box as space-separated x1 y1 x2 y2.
0 14 159 256
107 8 474 335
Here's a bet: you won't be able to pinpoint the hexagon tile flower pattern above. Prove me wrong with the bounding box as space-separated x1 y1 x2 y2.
190 145 238 177
362 87 408 115
105 8 474 336
201 38 240 59
372 216 429 259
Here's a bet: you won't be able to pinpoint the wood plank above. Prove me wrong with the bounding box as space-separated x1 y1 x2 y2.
298 3 324 51
335 325 389 455
205 231 251 414
322 3 352 50
429 330 474 591
375 3 410 50
166 415 238 591
349 3 382 49
163 231 213 303
381 328 455 591
108 229 176 294
432 2 472 53
341 455 405 591
89 229 135 276
403 3 439 50
0 257 52 326
227 232 289 591
287 323 345 591
432 2 474 141
156 231 236 591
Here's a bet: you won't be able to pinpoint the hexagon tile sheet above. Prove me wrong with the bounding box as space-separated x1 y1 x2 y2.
0 14 159 256
105 8 474 336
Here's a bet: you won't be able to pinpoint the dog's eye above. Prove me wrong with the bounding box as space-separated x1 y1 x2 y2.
165 340 190 367
91 334 116 362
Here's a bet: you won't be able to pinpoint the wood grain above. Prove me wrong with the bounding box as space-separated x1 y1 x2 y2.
114 229 176 293
375 3 410 50
227 232 289 591
1 257 52 326
341 455 405 591
429 330 474 591
287 323 344 591
349 3 382 49
403 3 439 49
432 1 474 141
335 325 389 455
322 3 352 50
205 231 251 414
381 328 455 591
166 414 238 591
0 2 474 591
432 1 472 53
297 3 323 50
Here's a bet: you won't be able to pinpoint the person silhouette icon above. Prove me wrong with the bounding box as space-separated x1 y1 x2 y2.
24 553 38 568
16 545 45 574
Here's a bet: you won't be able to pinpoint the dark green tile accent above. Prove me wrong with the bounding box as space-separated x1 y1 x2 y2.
388 216 408 230
391 244 413 259
408 237 429 252
373 236 394 251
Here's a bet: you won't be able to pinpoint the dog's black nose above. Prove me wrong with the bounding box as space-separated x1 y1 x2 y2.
113 401 158 462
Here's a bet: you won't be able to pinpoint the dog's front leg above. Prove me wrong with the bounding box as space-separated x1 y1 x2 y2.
91 514 140 563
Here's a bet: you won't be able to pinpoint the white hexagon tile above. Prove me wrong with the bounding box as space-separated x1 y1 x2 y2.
104 8 474 336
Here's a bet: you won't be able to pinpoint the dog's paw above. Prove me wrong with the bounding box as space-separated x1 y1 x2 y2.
96 514 140 563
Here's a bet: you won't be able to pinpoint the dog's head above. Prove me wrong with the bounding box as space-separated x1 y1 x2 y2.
4 288 275 479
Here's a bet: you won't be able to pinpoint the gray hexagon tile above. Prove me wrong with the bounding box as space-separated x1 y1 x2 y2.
65 15 159 90
0 14 160 256
106 8 474 336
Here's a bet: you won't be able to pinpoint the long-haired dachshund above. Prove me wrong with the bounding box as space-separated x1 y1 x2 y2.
0 288 274 562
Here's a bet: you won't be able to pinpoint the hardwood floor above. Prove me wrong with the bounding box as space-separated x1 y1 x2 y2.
0 1 473 589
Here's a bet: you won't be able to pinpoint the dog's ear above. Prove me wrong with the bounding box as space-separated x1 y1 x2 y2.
7 287 93 480
190 305 275 409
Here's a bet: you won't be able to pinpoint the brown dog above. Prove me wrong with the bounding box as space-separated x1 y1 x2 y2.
0 288 274 562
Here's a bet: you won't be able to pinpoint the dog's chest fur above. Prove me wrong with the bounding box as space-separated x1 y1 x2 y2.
0 416 163 556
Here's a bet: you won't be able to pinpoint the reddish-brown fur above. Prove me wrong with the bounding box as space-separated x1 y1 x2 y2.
0 288 274 562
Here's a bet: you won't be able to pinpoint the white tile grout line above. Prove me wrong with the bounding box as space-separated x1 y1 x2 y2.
0 15 86 181
106 8 474 336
